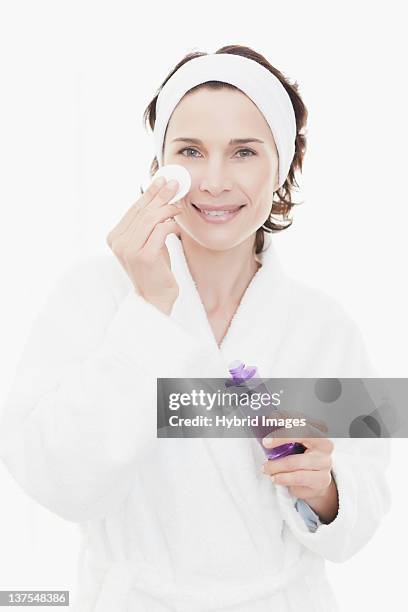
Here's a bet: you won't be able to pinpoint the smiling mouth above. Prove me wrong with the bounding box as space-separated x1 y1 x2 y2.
192 204 245 215
191 203 246 223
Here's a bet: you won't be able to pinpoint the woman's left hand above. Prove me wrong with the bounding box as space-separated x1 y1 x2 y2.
261 436 335 503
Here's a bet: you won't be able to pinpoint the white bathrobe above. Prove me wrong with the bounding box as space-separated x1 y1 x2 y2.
0 233 391 612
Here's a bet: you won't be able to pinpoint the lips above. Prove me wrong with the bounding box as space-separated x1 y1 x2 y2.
191 203 245 224
193 204 244 213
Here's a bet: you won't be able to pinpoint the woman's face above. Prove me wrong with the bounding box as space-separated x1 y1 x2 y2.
162 87 280 251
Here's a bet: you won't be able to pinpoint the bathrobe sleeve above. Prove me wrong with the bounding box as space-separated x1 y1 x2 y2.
276 437 391 562
0 258 225 524
274 307 392 562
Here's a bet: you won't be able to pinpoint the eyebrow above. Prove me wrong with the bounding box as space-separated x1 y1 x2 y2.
170 137 265 145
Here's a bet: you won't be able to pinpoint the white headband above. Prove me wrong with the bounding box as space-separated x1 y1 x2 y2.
153 53 297 189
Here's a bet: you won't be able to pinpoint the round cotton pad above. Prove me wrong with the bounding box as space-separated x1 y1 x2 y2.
153 164 192 205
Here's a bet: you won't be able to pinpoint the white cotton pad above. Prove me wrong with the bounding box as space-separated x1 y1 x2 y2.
152 164 192 205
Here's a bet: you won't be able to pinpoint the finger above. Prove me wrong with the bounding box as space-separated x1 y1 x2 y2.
140 218 180 258
141 178 181 212
125 203 183 252
107 176 167 244
271 469 332 489
262 436 334 454
262 451 331 476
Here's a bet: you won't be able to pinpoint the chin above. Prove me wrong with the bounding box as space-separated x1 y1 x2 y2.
176 220 254 252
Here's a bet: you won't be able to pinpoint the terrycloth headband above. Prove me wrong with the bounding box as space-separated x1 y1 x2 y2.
153 53 297 189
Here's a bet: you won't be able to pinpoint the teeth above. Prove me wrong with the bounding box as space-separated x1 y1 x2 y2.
199 208 239 216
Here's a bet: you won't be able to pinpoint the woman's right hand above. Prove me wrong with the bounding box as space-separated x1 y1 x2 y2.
106 176 183 315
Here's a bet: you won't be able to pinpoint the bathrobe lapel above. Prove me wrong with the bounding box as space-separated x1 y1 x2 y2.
166 232 291 362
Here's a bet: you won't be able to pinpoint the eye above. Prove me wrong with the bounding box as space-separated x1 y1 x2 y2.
236 148 256 158
179 147 202 158
177 147 257 159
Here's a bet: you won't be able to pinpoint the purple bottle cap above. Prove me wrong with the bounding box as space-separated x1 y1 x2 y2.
228 360 246 377
228 361 259 383
242 366 258 380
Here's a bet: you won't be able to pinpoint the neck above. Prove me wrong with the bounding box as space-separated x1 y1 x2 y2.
178 232 262 315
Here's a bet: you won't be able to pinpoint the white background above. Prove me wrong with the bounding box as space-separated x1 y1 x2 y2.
0 0 407 609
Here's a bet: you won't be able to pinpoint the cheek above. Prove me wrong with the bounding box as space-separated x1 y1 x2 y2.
243 162 275 199
246 179 274 214
243 181 275 228
250 198 273 228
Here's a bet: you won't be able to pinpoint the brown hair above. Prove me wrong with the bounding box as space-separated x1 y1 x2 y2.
142 44 308 255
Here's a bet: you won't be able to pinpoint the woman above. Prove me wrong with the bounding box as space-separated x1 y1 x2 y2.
0 45 391 611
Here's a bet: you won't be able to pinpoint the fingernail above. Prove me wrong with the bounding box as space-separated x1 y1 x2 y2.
261 464 266 473
154 177 165 188
270 475 276 483
167 179 178 189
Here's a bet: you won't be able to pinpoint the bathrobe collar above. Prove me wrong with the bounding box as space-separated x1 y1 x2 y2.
166 231 292 363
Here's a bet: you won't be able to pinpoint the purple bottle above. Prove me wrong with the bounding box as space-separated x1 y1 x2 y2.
227 360 306 461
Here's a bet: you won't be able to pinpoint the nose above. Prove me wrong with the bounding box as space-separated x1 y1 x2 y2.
199 160 233 197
